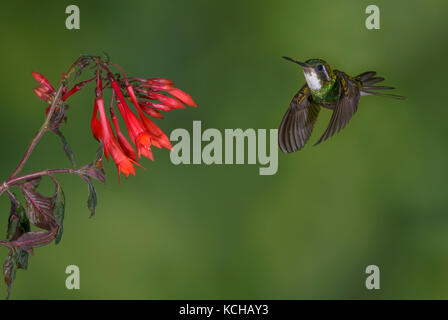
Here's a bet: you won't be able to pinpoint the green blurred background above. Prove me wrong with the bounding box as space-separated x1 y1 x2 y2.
0 0 447 299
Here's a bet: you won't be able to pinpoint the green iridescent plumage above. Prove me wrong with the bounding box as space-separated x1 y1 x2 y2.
278 56 405 153
310 75 337 101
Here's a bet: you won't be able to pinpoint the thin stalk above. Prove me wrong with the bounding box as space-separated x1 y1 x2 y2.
7 56 83 181
8 84 65 179
8 168 78 185
0 168 80 198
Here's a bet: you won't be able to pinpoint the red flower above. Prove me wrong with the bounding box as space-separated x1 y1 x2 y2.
32 57 196 180
32 72 55 103
94 92 137 179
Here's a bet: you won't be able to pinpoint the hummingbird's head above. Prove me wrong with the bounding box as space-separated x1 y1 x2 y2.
283 57 333 91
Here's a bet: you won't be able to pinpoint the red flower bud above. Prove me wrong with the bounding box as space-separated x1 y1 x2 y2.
148 78 174 85
33 87 50 101
140 105 164 119
148 92 186 110
91 100 102 142
148 84 174 91
169 88 197 107
31 72 54 91
140 101 173 111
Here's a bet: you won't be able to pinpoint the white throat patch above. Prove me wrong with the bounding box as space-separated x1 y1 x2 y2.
303 70 322 90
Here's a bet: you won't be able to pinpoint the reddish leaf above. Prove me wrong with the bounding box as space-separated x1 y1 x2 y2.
3 252 16 299
11 230 56 250
22 186 57 231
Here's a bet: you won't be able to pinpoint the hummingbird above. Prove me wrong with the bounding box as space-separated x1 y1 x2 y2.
278 57 405 153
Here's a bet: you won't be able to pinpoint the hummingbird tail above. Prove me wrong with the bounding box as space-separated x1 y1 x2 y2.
361 90 406 100
356 71 406 100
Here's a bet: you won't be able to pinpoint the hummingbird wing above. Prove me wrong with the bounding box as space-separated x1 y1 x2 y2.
278 84 321 153
314 71 360 146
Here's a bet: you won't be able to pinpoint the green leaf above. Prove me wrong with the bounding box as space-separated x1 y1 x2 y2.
53 183 65 245
77 175 99 217
6 199 18 240
6 190 30 242
16 249 29 270
17 206 31 235
7 205 30 242
87 178 97 218
54 129 76 168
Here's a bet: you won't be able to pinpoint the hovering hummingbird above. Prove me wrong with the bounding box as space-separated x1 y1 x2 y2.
278 57 405 153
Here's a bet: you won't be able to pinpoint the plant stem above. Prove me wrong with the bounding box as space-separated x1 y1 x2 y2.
8 168 78 185
7 56 83 182
8 84 65 179
0 56 93 200
0 168 78 197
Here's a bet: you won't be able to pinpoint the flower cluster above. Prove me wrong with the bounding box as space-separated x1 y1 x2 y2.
32 56 196 179
0 55 197 299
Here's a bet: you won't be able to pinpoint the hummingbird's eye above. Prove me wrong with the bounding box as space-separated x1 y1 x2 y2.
317 64 323 71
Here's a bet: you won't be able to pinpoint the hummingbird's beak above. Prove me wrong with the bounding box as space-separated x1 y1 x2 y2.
282 56 309 68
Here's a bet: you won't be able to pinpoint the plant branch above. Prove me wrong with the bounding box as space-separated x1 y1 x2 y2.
0 168 87 198
8 84 65 179
0 55 106 299
8 168 78 185
7 56 83 181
